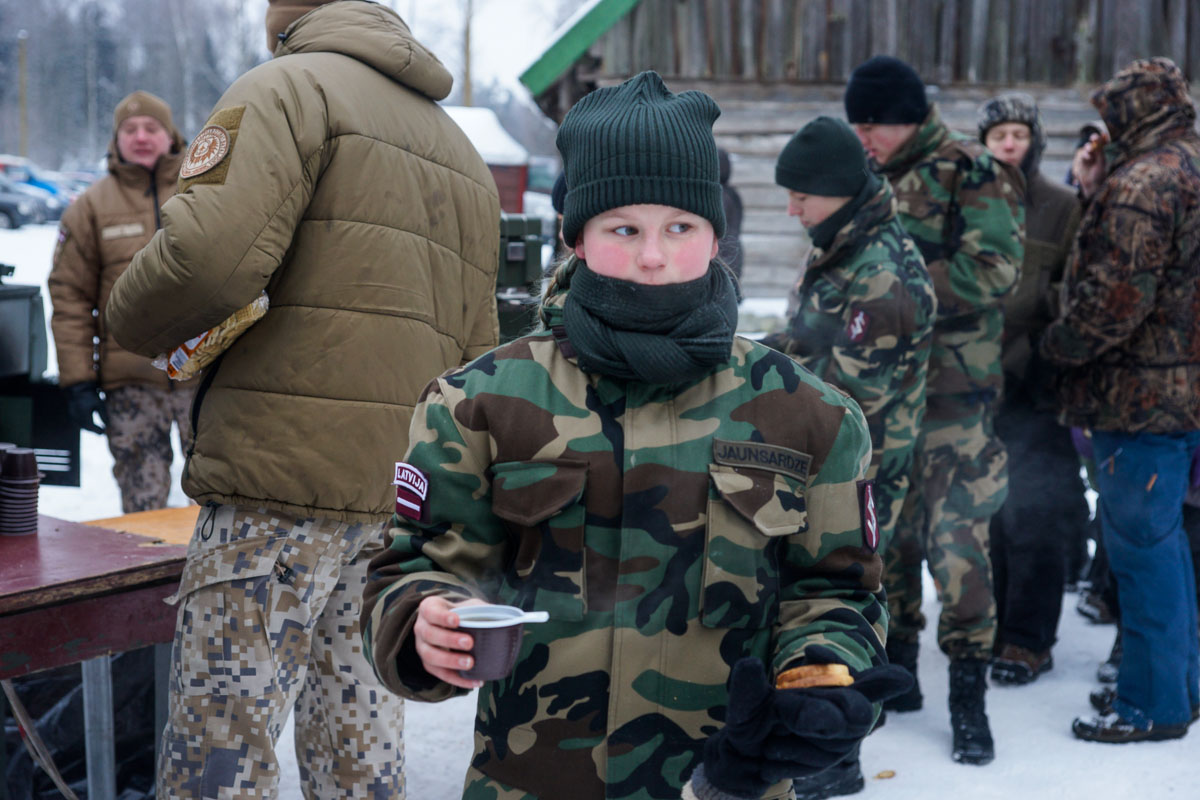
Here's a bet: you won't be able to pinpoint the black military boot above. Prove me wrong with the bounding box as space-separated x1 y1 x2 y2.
883 638 922 712
792 746 865 800
948 658 994 765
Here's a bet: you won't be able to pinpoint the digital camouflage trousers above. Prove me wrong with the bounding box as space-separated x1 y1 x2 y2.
884 396 1007 659
104 383 194 513
157 504 405 799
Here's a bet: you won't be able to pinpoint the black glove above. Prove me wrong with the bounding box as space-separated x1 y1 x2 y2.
700 652 914 798
64 381 108 434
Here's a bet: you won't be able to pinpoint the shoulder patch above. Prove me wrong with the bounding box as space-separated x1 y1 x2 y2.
846 308 870 342
394 461 429 522
181 125 230 179
179 105 245 190
713 438 812 483
858 479 878 552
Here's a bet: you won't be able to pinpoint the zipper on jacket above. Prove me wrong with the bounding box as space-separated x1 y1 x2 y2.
150 172 162 229
184 351 225 470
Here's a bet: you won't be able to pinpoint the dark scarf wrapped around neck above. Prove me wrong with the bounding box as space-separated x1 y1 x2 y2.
562 262 739 384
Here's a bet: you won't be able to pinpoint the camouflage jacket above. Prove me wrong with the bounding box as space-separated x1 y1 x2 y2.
1041 58 1200 433
362 303 885 800
877 104 1025 401
765 179 935 538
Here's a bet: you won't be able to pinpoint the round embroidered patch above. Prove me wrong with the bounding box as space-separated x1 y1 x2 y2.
180 125 230 179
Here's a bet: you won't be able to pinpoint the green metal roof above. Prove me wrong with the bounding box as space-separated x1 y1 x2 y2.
519 0 642 97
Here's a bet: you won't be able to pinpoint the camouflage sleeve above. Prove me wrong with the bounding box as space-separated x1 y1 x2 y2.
822 263 922 460
773 394 886 674
361 377 508 701
1040 175 1170 367
926 156 1025 318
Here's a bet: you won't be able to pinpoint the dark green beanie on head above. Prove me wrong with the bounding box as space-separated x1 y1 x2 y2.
775 116 870 197
557 71 725 247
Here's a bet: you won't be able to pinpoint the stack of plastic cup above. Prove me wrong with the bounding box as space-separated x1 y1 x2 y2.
0 445 39 536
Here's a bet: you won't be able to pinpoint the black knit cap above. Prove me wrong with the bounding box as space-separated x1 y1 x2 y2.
550 171 567 214
844 55 928 125
557 71 725 247
775 116 870 196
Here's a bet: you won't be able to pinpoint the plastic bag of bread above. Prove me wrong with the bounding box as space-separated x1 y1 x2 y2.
152 292 269 380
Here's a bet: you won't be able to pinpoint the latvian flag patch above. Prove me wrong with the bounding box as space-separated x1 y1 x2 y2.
394 461 429 522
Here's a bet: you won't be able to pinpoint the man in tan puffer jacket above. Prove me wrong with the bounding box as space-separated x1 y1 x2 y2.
105 1 501 796
48 90 195 514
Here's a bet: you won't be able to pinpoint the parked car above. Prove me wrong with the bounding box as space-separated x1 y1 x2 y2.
0 155 71 203
8 181 63 222
0 177 37 229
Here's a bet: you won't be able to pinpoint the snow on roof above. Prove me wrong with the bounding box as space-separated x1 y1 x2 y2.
442 106 529 167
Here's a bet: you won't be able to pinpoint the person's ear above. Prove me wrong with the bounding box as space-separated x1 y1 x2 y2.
574 239 587 260
709 236 719 260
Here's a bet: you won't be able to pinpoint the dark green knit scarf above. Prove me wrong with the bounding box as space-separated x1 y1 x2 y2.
563 262 738 384
808 172 881 251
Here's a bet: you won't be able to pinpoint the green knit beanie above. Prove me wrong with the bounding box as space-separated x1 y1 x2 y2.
557 71 726 247
775 116 870 197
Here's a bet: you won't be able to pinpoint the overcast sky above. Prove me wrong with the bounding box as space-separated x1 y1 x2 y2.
240 0 569 98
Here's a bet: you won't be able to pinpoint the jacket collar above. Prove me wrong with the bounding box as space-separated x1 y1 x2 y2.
806 178 897 275
877 104 947 181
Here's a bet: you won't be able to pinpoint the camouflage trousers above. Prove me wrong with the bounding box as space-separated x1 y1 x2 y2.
105 383 194 513
884 396 1007 659
158 504 405 799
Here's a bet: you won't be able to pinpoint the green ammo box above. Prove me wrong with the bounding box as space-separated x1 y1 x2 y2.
496 213 545 342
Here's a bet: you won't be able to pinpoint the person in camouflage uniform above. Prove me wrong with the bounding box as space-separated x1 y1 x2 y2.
1041 57 1200 743
844 55 1025 766
764 115 936 800
975 93 1091 687
361 71 912 800
767 116 936 556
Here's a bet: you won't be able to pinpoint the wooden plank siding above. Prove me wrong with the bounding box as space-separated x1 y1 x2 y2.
574 0 1200 89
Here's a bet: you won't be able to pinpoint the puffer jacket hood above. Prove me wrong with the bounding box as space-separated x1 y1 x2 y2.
977 92 1046 183
1092 57 1196 170
275 0 452 101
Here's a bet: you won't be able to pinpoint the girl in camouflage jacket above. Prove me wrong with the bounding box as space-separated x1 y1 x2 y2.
362 72 908 800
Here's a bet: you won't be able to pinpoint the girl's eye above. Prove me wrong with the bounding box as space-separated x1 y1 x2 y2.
613 225 637 236
668 222 692 234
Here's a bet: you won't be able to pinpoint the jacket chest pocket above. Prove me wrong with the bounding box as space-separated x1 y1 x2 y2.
700 464 808 629
491 459 589 622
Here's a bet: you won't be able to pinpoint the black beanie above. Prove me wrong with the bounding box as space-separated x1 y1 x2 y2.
556 71 725 248
775 116 870 196
551 171 567 214
844 55 928 125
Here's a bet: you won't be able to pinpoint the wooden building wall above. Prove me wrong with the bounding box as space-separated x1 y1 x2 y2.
589 0 1200 90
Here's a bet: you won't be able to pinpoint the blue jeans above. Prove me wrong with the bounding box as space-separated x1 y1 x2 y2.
1092 429 1200 728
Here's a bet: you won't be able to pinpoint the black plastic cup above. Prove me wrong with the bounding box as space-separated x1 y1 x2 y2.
455 605 549 681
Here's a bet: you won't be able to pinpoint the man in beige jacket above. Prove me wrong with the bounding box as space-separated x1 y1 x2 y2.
48 90 194 513
105 1 501 797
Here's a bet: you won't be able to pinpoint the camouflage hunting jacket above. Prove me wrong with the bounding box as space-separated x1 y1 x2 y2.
765 179 935 498
1041 57 1200 434
362 302 886 800
877 104 1025 402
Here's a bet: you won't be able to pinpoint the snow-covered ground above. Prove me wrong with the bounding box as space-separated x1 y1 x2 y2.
7 224 1194 797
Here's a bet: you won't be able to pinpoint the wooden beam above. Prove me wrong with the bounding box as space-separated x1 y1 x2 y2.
968 0 989 83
